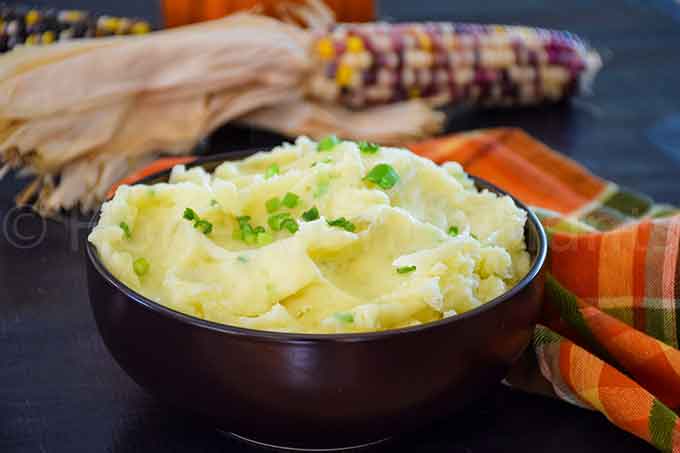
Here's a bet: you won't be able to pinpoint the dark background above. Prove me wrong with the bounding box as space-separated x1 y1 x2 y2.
2 1 679 452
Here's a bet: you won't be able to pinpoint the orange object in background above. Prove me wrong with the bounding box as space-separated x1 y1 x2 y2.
161 0 375 27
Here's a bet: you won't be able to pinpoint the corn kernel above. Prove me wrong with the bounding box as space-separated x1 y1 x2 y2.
347 36 364 53
25 34 37 46
316 38 335 60
26 10 40 26
41 31 55 44
415 32 431 51
409 87 421 98
336 65 353 87
131 22 151 34
100 17 120 31
60 10 83 23
116 19 131 34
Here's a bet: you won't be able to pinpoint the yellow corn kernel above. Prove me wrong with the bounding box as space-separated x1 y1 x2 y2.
346 36 364 53
415 32 431 51
115 19 131 34
409 87 421 99
316 37 335 60
26 10 40 26
60 10 83 22
336 64 353 87
100 17 119 31
131 22 150 34
41 31 55 44
25 34 37 45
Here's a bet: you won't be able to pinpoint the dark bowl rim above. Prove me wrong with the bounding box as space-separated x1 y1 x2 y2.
86 148 547 344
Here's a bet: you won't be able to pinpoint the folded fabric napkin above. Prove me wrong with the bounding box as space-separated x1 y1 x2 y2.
114 128 680 452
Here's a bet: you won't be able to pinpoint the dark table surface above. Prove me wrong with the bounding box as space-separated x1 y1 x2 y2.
2 1 680 452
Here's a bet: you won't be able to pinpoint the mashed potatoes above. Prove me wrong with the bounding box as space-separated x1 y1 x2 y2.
89 137 530 333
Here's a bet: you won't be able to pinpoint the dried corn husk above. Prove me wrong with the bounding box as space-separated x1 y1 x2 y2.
0 2 600 215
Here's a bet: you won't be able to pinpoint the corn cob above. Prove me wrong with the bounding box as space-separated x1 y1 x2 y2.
308 23 601 108
0 4 151 53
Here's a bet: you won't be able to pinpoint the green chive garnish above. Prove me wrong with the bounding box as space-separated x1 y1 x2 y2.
183 208 212 234
364 163 399 190
282 192 300 208
265 164 280 179
448 226 459 237
281 218 299 234
236 215 251 225
210 199 219 207
266 197 280 213
268 212 291 231
256 231 274 246
333 312 354 323
357 141 380 154
183 208 198 221
471 233 479 240
119 221 131 239
302 206 320 222
327 217 356 232
317 135 341 151
237 255 248 263
133 257 149 276
314 178 330 198
243 228 257 245
396 265 416 274
195 219 213 235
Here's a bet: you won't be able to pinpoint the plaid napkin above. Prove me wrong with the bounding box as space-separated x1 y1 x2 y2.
113 128 680 451
411 128 680 452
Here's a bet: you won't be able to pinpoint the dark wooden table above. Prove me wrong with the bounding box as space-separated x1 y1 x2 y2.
2 1 679 452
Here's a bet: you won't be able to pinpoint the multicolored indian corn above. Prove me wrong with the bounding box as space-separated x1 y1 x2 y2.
308 23 601 108
0 5 151 53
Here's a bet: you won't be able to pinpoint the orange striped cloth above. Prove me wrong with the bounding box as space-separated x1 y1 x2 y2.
116 128 680 451
411 128 680 452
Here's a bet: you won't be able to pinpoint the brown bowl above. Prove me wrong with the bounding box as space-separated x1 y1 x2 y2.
85 150 547 451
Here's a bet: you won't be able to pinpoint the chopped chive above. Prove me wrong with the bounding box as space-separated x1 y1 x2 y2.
363 163 399 190
327 217 356 232
237 255 248 263
333 312 354 323
266 197 281 213
448 226 459 237
256 231 274 246
183 208 198 221
311 162 318 168
282 192 300 208
357 141 380 154
236 216 251 225
314 176 330 198
268 212 292 231
243 230 257 245
281 218 299 234
265 164 280 179
119 221 131 239
184 208 212 234
317 135 341 151
133 257 149 276
396 265 416 274
322 157 333 164
471 233 479 240
302 206 320 222
210 199 219 207
194 219 213 235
